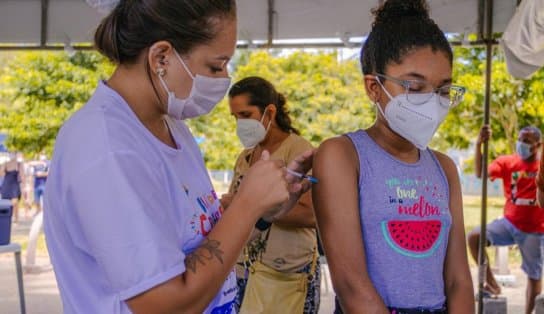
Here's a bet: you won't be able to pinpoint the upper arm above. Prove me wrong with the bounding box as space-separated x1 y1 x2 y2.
433 152 474 297
488 157 506 180
126 276 187 314
312 137 374 294
538 188 544 208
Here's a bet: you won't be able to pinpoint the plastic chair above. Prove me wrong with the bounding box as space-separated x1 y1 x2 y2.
0 243 27 314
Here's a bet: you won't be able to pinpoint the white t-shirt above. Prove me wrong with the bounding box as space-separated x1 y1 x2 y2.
44 81 236 314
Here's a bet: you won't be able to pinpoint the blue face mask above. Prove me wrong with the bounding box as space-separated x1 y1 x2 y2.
516 141 533 160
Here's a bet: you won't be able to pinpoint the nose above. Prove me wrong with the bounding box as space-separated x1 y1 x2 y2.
221 67 230 78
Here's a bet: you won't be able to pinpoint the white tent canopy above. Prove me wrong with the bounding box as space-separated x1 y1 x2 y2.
0 0 520 48
501 0 544 79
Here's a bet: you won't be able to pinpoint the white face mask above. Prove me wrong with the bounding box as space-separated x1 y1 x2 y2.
236 110 272 149
158 50 231 120
375 79 450 150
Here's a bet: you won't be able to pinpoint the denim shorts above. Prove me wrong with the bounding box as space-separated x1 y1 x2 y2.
479 218 544 280
34 184 46 206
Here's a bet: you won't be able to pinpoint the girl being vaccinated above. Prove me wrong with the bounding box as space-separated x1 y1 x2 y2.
313 1 474 313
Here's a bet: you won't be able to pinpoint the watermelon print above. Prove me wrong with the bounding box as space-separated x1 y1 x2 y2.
381 220 445 258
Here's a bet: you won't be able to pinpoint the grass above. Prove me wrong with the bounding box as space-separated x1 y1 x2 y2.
463 195 504 235
463 195 522 267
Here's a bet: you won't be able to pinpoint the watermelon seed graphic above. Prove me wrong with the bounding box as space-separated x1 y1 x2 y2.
381 220 445 258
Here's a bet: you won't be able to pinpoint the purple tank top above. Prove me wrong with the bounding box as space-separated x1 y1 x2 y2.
346 130 452 309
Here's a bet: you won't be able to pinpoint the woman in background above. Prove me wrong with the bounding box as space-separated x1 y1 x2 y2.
223 77 319 313
1 153 22 223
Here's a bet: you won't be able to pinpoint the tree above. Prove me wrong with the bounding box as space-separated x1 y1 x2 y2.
0 51 114 157
2 47 543 170
433 46 544 162
187 50 375 170
0 50 372 168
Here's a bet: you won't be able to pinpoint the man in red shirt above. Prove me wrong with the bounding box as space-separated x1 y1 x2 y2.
468 125 543 314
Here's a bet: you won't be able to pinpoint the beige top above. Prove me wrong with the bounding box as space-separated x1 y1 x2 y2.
229 133 316 275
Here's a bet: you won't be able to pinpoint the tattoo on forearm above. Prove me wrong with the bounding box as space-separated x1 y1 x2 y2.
185 238 224 273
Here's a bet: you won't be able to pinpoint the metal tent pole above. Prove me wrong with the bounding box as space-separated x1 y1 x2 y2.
477 0 494 313
267 0 275 48
40 0 49 48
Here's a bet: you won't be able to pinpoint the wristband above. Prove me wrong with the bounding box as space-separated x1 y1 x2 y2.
255 218 272 231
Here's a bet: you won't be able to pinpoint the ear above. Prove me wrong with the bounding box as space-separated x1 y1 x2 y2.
147 41 175 76
266 104 277 116
363 74 381 103
265 104 277 125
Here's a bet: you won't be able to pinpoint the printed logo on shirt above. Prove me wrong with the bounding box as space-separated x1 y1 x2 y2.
512 171 537 180
382 176 448 258
385 177 446 215
511 171 538 206
209 270 237 314
210 301 234 314
188 190 225 237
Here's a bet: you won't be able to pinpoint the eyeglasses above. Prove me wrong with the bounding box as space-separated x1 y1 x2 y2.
375 74 466 108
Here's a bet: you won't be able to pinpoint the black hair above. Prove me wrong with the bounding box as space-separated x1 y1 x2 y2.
229 77 300 135
521 126 542 141
95 0 237 64
361 0 453 75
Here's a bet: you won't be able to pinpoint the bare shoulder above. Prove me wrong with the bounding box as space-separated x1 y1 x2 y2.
430 150 458 180
313 135 360 190
315 135 358 165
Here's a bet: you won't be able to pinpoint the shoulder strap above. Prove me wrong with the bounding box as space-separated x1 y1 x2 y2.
260 227 272 255
244 227 273 275
308 246 318 279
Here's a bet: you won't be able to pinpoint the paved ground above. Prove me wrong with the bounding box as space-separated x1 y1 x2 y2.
0 258 528 313
0 256 60 314
0 218 529 314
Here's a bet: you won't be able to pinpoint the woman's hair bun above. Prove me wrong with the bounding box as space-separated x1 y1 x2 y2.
372 0 430 25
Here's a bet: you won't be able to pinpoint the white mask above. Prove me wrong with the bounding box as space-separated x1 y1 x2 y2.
376 79 450 150
158 50 231 120
236 110 272 149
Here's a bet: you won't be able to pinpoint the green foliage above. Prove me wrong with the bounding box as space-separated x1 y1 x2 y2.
433 46 544 163
187 51 374 169
0 51 114 157
1 47 543 170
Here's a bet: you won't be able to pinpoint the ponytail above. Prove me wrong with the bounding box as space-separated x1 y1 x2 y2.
275 93 300 135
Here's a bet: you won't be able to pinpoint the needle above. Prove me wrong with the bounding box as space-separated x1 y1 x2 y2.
284 168 318 184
